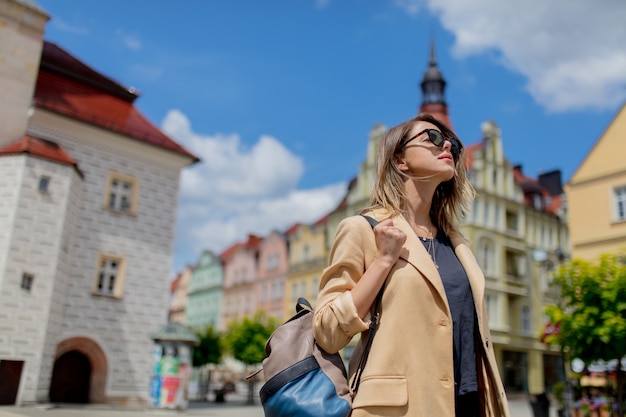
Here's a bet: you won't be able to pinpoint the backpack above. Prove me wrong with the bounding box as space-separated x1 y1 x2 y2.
253 215 382 417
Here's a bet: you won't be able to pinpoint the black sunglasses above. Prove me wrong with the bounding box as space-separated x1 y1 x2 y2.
400 128 463 160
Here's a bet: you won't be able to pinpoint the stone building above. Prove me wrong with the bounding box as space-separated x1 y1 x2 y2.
0 0 197 405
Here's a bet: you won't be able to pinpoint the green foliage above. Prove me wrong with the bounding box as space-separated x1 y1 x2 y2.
543 252 626 363
192 326 222 367
222 311 280 366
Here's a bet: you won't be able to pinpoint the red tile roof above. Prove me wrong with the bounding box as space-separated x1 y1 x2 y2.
34 42 199 163
0 135 82 176
284 223 301 236
467 141 562 215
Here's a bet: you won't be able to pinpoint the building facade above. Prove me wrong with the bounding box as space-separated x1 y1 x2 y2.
0 0 197 405
256 231 289 320
461 121 568 394
567 103 626 260
284 217 329 319
220 235 262 330
185 251 223 330
169 265 193 324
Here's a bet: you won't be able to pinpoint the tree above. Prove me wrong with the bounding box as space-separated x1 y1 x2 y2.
222 311 280 404
192 326 222 401
193 326 222 367
543 252 626 416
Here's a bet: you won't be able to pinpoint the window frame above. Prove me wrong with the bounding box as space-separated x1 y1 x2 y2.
21 272 34 292
38 176 51 193
93 253 127 298
103 171 139 215
614 185 626 222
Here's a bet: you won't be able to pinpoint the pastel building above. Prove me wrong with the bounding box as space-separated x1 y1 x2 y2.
0 0 197 405
256 231 289 320
284 217 329 319
185 251 223 331
169 265 193 324
220 235 262 330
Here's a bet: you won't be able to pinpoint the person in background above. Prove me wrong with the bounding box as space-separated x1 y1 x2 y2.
313 113 510 417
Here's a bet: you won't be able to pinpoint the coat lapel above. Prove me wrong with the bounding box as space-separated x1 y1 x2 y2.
390 214 450 310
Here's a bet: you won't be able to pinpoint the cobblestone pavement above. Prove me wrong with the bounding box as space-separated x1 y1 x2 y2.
0 395 554 417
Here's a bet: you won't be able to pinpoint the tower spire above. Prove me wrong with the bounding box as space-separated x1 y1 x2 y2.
419 36 452 129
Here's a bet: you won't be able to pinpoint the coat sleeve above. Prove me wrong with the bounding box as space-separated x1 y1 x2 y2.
313 216 372 354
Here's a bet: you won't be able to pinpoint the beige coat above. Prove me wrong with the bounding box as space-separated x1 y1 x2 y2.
313 211 510 417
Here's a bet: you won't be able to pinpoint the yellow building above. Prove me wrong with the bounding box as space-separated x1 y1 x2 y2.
567 102 626 260
462 121 568 394
284 217 329 320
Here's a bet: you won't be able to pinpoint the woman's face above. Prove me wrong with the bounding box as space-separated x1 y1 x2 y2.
396 121 456 182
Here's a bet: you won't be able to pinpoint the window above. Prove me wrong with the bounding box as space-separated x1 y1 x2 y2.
483 201 490 226
266 253 279 271
506 210 518 232
478 239 495 274
521 305 531 333
260 283 267 302
312 277 319 297
486 294 499 327
38 176 50 192
94 254 126 297
104 171 139 214
291 281 298 301
615 186 626 221
532 193 543 210
21 273 34 291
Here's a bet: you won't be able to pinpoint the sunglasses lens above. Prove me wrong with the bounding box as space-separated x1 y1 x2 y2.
450 139 461 158
428 130 445 147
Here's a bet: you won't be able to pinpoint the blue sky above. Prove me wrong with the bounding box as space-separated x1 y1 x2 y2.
36 0 626 277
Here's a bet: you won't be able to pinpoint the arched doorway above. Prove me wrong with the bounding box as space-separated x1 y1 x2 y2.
49 351 91 403
50 337 108 403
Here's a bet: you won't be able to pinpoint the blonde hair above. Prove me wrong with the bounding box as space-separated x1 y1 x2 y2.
365 113 475 236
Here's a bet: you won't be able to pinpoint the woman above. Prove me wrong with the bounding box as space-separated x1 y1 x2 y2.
313 113 510 417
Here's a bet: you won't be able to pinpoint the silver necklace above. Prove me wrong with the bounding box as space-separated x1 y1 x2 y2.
418 224 438 269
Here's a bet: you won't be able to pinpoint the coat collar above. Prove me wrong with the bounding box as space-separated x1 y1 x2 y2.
367 208 486 322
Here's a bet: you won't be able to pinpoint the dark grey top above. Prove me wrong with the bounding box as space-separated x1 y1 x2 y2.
420 231 478 396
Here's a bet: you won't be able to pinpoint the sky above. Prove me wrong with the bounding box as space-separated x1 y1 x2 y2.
36 0 626 278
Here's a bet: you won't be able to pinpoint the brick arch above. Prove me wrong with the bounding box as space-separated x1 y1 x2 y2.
54 337 107 403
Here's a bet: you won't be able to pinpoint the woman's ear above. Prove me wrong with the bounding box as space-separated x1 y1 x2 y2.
395 155 408 172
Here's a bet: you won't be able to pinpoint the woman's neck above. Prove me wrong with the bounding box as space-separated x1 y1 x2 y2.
403 180 437 237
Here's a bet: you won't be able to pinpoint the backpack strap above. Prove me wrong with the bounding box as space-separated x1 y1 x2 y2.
350 214 386 396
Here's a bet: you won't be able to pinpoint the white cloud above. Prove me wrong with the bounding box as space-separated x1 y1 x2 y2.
162 109 347 261
393 0 422 16
115 29 142 50
51 18 88 35
396 0 626 112
315 0 331 9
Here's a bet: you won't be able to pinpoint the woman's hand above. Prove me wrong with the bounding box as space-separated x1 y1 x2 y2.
373 219 406 266
351 218 406 318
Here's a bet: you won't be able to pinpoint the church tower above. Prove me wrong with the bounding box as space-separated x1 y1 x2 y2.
419 38 452 129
